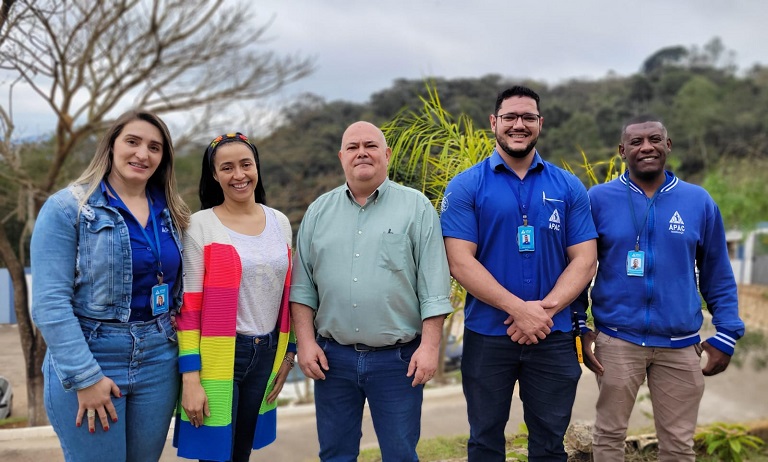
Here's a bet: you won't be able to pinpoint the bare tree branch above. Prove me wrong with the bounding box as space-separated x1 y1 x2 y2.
1 0 313 192
0 0 313 425
0 0 16 26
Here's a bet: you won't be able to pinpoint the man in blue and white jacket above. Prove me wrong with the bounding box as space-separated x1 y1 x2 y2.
578 115 745 462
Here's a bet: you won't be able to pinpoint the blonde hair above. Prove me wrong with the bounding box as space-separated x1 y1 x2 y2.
73 110 190 229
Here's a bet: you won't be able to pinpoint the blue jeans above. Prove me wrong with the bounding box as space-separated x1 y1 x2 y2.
314 337 423 462
43 314 179 462
210 332 277 462
462 328 581 462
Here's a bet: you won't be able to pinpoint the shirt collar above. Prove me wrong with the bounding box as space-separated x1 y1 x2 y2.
490 149 545 174
100 180 167 212
344 177 390 205
620 170 678 195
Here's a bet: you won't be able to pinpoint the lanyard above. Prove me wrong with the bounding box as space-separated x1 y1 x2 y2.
505 168 539 226
625 175 658 252
105 181 164 282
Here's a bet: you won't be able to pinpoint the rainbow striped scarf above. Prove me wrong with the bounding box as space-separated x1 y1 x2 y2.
174 244 294 461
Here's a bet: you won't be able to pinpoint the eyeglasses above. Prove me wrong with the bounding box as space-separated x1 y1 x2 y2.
495 112 541 125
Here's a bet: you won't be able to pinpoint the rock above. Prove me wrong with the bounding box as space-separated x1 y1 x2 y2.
626 433 659 455
565 421 594 453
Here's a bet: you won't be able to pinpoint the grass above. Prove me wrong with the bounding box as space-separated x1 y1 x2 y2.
0 416 27 429
359 435 467 462
357 422 768 462
358 434 528 462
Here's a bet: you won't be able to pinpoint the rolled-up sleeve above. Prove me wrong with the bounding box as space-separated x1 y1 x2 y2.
289 204 319 310
415 199 453 320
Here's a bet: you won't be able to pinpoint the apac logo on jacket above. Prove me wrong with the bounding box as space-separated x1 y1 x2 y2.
669 211 685 234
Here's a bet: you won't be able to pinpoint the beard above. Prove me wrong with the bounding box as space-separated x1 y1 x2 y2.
496 128 539 159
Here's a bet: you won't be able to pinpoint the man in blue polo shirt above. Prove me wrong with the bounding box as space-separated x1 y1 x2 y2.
440 85 597 462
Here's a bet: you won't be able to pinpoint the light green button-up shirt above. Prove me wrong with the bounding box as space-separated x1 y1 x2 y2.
290 178 453 347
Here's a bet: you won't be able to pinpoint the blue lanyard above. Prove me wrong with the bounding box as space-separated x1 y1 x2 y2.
504 165 539 226
105 181 164 282
625 174 658 252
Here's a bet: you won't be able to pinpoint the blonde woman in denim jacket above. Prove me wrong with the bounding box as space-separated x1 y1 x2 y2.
31 110 190 462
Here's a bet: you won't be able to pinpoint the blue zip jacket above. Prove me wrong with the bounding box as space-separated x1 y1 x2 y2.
575 171 744 355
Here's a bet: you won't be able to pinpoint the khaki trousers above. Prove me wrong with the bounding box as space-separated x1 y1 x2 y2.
592 333 705 462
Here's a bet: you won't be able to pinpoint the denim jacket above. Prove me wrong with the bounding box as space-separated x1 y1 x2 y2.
31 183 183 390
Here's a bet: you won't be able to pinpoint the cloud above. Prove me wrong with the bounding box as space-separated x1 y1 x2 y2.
260 0 768 101
6 0 768 136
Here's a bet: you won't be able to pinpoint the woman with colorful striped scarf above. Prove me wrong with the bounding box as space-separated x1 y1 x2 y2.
173 133 295 462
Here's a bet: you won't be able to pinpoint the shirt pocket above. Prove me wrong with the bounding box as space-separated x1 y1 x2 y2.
82 218 117 307
377 233 412 273
538 200 565 235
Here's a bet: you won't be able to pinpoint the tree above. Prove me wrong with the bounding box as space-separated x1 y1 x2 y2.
0 0 312 425
670 75 721 173
702 158 768 231
383 83 495 201
641 45 689 75
383 84 494 381
544 112 602 163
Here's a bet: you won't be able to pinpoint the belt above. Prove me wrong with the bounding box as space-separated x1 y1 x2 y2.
320 335 419 352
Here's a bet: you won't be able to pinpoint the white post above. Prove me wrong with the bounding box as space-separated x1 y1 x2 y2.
743 230 756 285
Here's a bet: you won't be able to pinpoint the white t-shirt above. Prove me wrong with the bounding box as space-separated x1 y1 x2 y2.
226 205 289 336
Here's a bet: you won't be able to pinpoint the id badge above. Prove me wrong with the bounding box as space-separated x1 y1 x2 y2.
518 226 535 252
626 250 645 277
151 283 170 316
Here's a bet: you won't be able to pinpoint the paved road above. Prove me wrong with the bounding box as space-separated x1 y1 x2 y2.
2 322 768 461
0 374 607 462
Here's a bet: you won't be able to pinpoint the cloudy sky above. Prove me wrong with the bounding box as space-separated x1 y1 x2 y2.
260 0 768 101
11 0 768 136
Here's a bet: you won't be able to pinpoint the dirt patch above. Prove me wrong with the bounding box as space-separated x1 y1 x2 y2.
0 417 28 429
749 419 768 441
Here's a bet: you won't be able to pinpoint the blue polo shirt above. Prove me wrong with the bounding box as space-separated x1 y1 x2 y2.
102 182 181 322
440 150 597 335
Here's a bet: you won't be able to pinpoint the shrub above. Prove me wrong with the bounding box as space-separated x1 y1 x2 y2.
694 422 765 462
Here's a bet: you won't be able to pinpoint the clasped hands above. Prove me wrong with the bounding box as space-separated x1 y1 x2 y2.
504 300 556 345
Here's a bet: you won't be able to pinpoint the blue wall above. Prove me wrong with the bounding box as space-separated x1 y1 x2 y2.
0 268 31 324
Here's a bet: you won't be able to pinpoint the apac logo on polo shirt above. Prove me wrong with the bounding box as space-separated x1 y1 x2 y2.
543 191 563 232
439 192 451 214
669 211 685 234
548 209 561 231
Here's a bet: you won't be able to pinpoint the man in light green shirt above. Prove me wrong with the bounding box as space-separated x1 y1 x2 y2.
291 121 453 462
